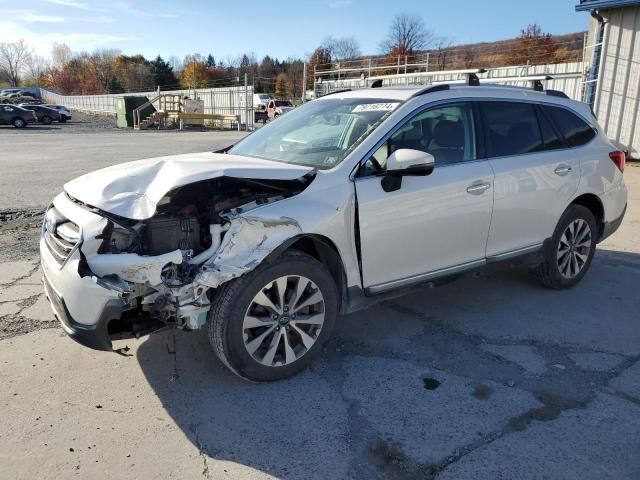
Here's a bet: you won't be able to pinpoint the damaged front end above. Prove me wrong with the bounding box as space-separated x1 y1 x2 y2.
41 173 312 352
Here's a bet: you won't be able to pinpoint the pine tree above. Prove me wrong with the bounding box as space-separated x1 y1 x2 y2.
274 73 289 98
150 55 178 88
107 75 123 93
205 54 216 68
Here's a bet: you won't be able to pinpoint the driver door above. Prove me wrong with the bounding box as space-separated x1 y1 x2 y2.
354 101 495 292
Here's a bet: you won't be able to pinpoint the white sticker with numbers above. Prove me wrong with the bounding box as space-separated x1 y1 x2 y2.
352 103 400 112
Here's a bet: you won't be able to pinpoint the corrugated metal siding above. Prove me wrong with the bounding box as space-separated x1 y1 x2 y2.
593 5 640 155
40 85 255 128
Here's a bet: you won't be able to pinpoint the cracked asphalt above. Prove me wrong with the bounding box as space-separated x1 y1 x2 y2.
1 122 639 479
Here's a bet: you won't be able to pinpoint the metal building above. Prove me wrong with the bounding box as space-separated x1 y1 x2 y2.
577 0 640 156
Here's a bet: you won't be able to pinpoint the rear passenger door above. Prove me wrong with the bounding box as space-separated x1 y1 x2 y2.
481 101 581 257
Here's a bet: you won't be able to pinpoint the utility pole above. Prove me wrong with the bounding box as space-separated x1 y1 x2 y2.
244 72 248 131
301 62 307 103
191 54 196 98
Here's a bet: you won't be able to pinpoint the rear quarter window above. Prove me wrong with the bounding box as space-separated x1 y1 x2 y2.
543 105 595 147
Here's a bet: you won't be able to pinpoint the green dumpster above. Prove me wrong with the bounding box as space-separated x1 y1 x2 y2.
114 95 155 128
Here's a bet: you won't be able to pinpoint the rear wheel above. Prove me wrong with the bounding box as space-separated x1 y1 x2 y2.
12 117 26 128
532 205 597 289
41 115 52 125
208 251 338 382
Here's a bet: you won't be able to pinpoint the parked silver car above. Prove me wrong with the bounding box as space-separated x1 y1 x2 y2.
42 104 72 122
40 83 627 381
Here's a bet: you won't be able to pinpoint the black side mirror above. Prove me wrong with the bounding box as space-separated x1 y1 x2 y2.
381 149 435 192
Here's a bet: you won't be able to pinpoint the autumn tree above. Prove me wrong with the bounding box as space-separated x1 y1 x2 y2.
113 55 154 91
307 46 332 89
380 12 434 56
510 24 557 65
181 60 208 88
0 39 32 86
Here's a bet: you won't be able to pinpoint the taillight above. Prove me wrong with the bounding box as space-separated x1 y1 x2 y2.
609 151 626 173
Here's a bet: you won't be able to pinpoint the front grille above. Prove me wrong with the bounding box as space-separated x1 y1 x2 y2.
43 207 80 266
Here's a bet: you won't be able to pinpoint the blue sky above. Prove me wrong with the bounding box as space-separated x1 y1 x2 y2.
0 0 588 61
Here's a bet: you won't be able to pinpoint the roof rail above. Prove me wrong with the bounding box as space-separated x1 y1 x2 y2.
546 90 570 99
319 89 352 98
411 84 451 97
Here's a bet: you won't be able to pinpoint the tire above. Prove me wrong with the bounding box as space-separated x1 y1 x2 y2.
12 117 26 128
531 205 597 289
208 250 338 382
59 117 67 123
41 116 52 125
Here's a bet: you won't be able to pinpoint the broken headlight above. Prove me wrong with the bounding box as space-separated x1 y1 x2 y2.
97 221 140 254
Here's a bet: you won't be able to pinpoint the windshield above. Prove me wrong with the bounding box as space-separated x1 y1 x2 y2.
259 94 271 100
230 97 400 169
274 100 292 107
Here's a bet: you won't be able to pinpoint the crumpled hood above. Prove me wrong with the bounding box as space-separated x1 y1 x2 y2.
64 152 313 220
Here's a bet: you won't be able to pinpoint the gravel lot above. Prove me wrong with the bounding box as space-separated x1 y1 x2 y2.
1 117 639 479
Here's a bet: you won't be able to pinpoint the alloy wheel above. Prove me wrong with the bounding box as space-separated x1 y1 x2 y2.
242 275 325 367
557 219 592 279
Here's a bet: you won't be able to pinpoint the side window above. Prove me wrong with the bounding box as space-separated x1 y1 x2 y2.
3 106 14 112
536 106 564 151
363 102 476 174
543 105 595 147
481 102 543 157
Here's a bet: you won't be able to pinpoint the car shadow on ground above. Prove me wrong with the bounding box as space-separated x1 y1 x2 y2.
135 248 640 480
0 125 62 130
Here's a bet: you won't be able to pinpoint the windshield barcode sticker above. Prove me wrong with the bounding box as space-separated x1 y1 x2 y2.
352 103 400 112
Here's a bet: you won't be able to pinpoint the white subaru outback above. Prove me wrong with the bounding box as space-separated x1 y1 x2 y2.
41 83 627 381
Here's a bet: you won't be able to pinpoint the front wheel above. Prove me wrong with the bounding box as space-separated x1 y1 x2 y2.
208 251 338 382
41 116 52 125
531 205 597 289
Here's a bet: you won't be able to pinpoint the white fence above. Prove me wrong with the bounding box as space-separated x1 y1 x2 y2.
314 62 586 101
40 85 255 129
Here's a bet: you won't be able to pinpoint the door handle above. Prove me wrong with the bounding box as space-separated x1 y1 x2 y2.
466 182 491 194
554 165 572 176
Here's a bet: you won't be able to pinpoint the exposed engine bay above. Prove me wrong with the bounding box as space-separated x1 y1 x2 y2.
79 174 313 341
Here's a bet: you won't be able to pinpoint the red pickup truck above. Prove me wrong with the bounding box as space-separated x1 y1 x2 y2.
266 99 294 120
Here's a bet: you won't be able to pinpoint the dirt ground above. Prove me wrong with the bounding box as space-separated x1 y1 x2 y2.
1 118 639 479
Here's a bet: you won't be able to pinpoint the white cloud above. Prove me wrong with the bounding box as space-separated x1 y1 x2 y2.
2 9 66 23
79 15 116 23
0 21 138 57
328 0 352 8
114 1 177 19
1 9 115 24
44 0 94 10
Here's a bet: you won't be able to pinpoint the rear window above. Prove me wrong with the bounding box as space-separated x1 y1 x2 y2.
543 105 595 147
481 102 543 157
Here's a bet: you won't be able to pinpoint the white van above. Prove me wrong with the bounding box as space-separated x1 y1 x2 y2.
253 93 273 109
